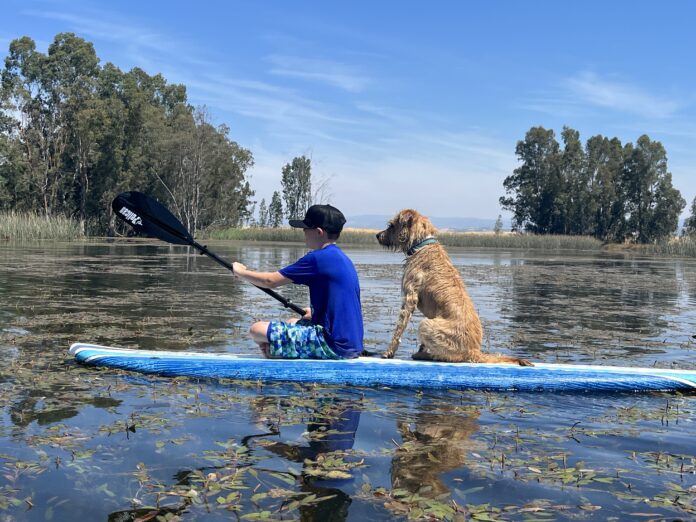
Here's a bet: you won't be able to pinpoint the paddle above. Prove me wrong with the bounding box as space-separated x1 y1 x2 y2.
112 191 306 316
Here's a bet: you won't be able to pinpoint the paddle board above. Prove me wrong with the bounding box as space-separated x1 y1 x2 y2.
68 343 696 392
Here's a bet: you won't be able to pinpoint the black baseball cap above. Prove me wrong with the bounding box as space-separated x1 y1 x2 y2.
289 204 346 233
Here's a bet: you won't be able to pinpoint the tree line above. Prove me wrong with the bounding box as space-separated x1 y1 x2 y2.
0 33 256 235
3 35 693 243
254 155 334 228
500 126 687 243
0 33 326 236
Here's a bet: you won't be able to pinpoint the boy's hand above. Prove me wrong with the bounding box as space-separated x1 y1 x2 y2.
232 262 247 276
303 307 312 320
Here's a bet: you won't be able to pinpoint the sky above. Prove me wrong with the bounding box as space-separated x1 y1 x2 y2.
3 0 696 221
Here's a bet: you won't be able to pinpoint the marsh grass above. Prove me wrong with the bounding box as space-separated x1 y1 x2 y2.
205 226 604 250
438 231 603 250
0 211 85 241
642 236 696 257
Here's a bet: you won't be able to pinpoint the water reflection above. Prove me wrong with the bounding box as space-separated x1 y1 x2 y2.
8 375 122 429
392 406 480 498
250 396 361 521
499 255 694 363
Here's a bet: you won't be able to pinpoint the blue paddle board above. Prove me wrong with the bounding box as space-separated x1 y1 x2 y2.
68 343 696 392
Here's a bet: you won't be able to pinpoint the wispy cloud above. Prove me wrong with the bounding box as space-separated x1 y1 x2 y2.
266 54 369 92
565 71 680 119
521 72 683 121
189 74 360 125
23 10 170 52
354 102 418 126
21 9 214 68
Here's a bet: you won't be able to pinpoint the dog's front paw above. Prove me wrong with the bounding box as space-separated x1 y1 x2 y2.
382 350 395 359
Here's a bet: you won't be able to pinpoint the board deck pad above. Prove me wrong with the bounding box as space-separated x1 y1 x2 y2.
68 343 696 392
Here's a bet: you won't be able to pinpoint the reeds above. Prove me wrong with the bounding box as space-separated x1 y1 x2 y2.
642 236 696 257
438 232 603 250
204 227 604 251
0 211 85 241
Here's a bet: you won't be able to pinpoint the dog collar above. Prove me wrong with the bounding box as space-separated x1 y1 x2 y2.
407 237 438 256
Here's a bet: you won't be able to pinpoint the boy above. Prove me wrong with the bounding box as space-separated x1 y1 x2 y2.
232 204 363 359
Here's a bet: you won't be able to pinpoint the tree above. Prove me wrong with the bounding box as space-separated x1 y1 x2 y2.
50 33 101 226
281 155 312 220
585 135 625 241
500 127 684 243
682 197 696 236
312 173 333 204
493 215 503 234
1 36 67 215
622 135 685 242
257 198 268 227
649 172 685 240
268 191 283 227
0 34 256 235
560 127 586 235
499 127 562 233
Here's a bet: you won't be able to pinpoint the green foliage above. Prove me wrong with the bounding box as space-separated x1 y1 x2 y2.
493 214 503 234
500 127 563 234
268 190 283 228
682 197 696 236
623 136 685 243
500 126 685 243
257 198 268 228
281 155 312 220
0 34 255 235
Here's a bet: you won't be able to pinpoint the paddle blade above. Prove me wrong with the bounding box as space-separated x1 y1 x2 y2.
112 191 192 245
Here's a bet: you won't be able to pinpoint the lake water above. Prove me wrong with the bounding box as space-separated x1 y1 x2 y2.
1 240 695 520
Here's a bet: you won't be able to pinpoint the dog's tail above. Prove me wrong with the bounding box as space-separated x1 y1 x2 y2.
478 353 534 367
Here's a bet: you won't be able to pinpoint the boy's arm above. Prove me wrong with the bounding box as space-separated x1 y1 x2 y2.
232 262 291 288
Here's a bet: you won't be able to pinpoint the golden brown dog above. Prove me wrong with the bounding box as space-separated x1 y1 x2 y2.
376 209 532 365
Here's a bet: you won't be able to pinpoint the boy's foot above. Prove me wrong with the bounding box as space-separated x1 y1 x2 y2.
260 343 272 358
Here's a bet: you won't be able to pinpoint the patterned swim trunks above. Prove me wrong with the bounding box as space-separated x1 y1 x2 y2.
266 319 338 359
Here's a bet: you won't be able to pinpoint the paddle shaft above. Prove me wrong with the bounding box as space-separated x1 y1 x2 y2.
115 192 306 316
189 239 307 316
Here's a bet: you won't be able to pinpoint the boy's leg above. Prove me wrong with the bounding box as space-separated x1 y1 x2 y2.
250 316 303 358
265 320 337 360
250 321 273 358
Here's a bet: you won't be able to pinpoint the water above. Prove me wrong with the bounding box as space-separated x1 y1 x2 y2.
1 240 696 520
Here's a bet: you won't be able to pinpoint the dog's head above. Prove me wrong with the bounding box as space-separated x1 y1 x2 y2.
376 209 437 254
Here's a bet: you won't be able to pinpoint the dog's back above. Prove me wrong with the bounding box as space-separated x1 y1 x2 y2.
403 243 476 320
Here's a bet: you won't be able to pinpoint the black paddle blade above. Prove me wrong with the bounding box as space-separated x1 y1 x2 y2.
112 191 192 245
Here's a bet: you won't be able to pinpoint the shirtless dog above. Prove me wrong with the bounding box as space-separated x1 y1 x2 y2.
376 209 532 365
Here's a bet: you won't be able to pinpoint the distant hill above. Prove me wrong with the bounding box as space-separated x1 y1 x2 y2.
347 214 508 232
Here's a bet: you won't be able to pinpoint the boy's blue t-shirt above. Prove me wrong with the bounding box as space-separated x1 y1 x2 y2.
279 244 363 358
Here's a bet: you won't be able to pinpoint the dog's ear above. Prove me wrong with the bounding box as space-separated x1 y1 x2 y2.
400 209 417 227
397 209 417 246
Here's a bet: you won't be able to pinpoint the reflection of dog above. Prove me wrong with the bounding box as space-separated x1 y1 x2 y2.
377 209 532 365
391 411 481 497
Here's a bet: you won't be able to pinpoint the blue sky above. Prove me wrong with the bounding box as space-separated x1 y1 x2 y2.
3 1 696 220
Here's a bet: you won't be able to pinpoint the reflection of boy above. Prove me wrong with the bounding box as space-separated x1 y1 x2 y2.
263 399 361 522
232 205 364 359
